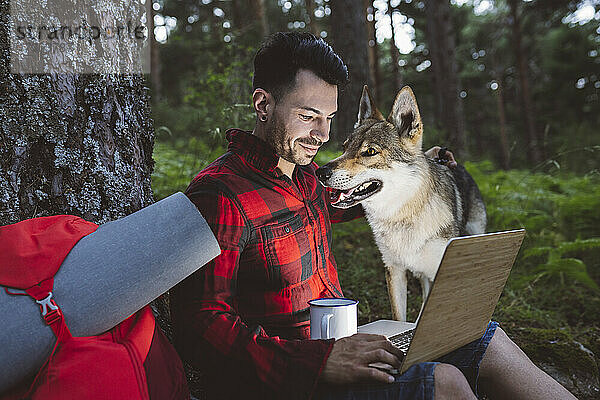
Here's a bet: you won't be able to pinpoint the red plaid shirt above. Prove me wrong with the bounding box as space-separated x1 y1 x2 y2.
170 129 363 399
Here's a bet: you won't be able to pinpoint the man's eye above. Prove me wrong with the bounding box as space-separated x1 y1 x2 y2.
299 114 313 121
363 148 379 157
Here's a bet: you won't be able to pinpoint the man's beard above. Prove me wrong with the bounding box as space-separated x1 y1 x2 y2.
268 116 321 166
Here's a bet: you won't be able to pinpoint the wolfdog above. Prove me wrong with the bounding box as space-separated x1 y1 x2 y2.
316 86 486 322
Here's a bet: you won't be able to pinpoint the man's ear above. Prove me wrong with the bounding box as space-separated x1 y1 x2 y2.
253 88 274 122
388 86 423 147
356 85 384 127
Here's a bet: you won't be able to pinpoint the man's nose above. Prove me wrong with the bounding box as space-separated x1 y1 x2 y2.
316 165 333 182
311 120 330 144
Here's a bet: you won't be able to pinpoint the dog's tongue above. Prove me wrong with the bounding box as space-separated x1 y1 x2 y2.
331 187 356 205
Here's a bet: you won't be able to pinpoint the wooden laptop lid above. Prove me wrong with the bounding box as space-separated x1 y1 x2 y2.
400 229 526 373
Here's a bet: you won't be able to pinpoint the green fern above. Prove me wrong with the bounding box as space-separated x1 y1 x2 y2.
534 258 599 291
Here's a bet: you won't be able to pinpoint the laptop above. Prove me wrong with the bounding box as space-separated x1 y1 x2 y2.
357 229 526 374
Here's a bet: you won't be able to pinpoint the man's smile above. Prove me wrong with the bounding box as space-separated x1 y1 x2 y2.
298 142 320 156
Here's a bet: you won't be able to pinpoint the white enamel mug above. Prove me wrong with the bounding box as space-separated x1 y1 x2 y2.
308 298 358 340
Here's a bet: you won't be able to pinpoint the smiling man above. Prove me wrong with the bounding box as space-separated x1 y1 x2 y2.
169 32 576 400
257 67 337 176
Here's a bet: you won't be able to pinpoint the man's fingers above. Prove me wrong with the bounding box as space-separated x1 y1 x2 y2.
361 340 404 363
445 149 458 167
425 145 458 169
322 335 403 385
362 348 402 367
357 366 395 384
424 145 441 158
352 333 388 341
383 340 406 361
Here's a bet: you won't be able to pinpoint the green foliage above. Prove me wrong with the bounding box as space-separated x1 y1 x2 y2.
467 161 600 313
154 60 256 142
151 137 227 200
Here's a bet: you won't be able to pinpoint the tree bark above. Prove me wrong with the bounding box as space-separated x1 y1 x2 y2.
364 0 381 103
329 0 370 142
424 0 466 157
508 0 542 165
0 1 154 226
388 0 402 94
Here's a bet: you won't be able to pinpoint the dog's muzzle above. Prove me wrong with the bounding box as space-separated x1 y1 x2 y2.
316 165 333 183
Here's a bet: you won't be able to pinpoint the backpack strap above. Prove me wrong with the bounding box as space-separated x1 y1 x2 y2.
5 277 71 340
4 278 72 398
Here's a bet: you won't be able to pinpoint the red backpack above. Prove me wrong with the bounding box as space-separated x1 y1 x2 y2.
0 215 189 399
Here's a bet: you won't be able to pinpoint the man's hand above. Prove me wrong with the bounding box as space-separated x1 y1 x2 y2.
320 333 404 385
425 146 458 168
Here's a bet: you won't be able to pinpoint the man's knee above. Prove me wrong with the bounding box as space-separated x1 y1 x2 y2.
480 326 532 380
434 363 476 400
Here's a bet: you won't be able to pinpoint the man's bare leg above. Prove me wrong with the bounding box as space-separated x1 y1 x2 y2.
434 363 477 400
478 327 577 399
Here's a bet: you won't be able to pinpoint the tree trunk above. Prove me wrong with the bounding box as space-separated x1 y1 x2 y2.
232 0 268 38
151 9 163 100
306 0 321 36
388 0 402 93
495 78 511 170
250 0 269 38
0 1 154 226
329 0 370 142
508 0 542 165
364 0 381 103
424 0 466 157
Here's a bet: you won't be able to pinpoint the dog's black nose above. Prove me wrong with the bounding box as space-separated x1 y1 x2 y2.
316 165 333 182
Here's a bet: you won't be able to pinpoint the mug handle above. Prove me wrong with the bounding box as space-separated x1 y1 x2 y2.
321 313 333 339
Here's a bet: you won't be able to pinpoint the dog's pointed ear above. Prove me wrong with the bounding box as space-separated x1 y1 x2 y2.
388 86 423 147
356 85 384 128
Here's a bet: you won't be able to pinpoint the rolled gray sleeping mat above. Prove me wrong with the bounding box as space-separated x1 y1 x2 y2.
0 192 221 393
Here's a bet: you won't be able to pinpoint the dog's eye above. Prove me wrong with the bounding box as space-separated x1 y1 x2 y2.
363 148 379 157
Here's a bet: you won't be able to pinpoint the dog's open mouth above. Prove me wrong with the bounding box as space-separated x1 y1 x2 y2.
330 180 382 208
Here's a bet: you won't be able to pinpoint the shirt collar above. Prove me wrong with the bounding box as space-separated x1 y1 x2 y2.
226 129 285 177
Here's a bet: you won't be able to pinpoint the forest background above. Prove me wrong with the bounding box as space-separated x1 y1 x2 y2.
0 0 598 398
151 0 600 398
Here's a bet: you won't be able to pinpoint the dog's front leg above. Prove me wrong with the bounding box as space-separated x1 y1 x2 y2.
420 277 432 301
416 277 433 321
385 267 408 322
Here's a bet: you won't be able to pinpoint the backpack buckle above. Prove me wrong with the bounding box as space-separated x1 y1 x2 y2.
35 292 63 326
43 308 62 326
36 292 59 317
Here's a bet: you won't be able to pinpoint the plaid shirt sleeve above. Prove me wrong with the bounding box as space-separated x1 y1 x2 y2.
170 180 335 399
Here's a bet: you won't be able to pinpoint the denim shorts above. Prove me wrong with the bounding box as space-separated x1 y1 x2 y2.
313 321 499 400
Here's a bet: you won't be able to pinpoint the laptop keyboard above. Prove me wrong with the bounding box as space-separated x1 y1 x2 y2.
389 328 415 354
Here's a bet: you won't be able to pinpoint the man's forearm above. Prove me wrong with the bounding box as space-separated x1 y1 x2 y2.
171 295 334 399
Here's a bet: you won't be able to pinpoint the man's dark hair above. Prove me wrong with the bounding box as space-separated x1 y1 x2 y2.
252 32 349 100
